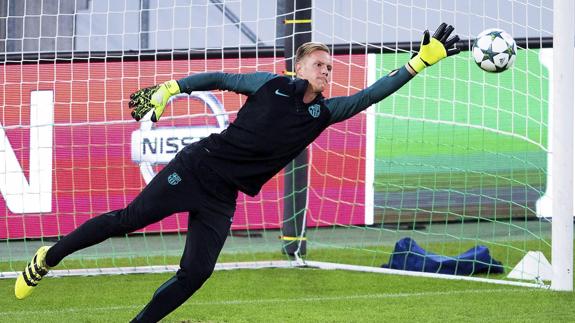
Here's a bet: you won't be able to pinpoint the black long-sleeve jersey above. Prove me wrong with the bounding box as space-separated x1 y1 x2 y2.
176 66 413 196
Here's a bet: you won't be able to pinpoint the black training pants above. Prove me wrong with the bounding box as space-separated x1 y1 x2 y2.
44 144 238 322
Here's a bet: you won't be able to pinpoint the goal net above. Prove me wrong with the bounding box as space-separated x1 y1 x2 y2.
0 0 571 290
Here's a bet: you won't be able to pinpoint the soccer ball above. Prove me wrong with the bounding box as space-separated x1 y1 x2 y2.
472 29 517 73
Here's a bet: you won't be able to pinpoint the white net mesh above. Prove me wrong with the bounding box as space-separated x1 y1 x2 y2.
0 0 565 288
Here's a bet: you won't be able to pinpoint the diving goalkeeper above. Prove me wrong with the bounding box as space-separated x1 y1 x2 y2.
15 23 459 322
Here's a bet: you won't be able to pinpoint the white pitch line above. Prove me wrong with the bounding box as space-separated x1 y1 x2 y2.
0 288 536 317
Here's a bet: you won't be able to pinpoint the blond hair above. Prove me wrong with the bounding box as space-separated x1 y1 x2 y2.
295 42 330 64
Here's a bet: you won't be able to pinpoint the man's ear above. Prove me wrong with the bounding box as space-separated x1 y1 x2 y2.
295 61 302 76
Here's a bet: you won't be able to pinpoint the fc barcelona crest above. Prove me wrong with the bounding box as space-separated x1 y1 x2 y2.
168 172 182 185
308 104 321 118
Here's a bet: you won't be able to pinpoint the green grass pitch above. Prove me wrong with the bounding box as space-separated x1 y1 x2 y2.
2 237 574 322
0 49 565 322
1 267 574 322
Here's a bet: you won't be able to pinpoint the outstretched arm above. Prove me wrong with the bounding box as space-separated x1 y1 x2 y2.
326 22 460 124
177 72 277 96
129 72 277 122
326 66 413 124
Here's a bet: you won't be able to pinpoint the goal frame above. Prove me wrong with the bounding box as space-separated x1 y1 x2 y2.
0 0 572 292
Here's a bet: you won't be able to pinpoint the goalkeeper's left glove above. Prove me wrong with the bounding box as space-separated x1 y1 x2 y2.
408 22 460 74
128 80 181 122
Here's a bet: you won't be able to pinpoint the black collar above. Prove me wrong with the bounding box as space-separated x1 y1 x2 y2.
291 77 324 106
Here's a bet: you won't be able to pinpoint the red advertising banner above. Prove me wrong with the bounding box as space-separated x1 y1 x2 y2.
0 56 367 239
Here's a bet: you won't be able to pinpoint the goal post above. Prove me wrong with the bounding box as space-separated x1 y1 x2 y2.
0 0 572 292
550 0 574 291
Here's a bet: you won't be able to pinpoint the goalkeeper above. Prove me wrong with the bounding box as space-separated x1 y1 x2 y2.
15 23 459 322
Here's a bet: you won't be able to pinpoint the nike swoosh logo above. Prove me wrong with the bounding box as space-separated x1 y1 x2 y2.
275 89 290 97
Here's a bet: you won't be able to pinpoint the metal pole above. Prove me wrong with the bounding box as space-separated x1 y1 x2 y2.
140 0 149 49
281 0 312 257
211 0 263 46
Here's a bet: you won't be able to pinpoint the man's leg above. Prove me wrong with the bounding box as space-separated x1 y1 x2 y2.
132 194 235 322
16 156 195 299
45 157 194 267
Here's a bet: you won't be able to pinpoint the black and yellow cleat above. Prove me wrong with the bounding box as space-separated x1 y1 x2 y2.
15 246 51 300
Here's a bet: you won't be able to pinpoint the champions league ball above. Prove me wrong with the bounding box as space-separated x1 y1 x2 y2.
472 29 517 73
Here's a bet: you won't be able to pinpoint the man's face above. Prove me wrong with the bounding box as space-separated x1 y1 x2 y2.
296 50 332 94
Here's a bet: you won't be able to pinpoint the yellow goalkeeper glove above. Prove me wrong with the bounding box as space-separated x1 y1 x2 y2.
129 80 181 122
408 23 460 73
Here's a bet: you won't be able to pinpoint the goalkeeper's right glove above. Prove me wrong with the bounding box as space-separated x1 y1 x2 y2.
129 80 181 122
408 22 460 74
